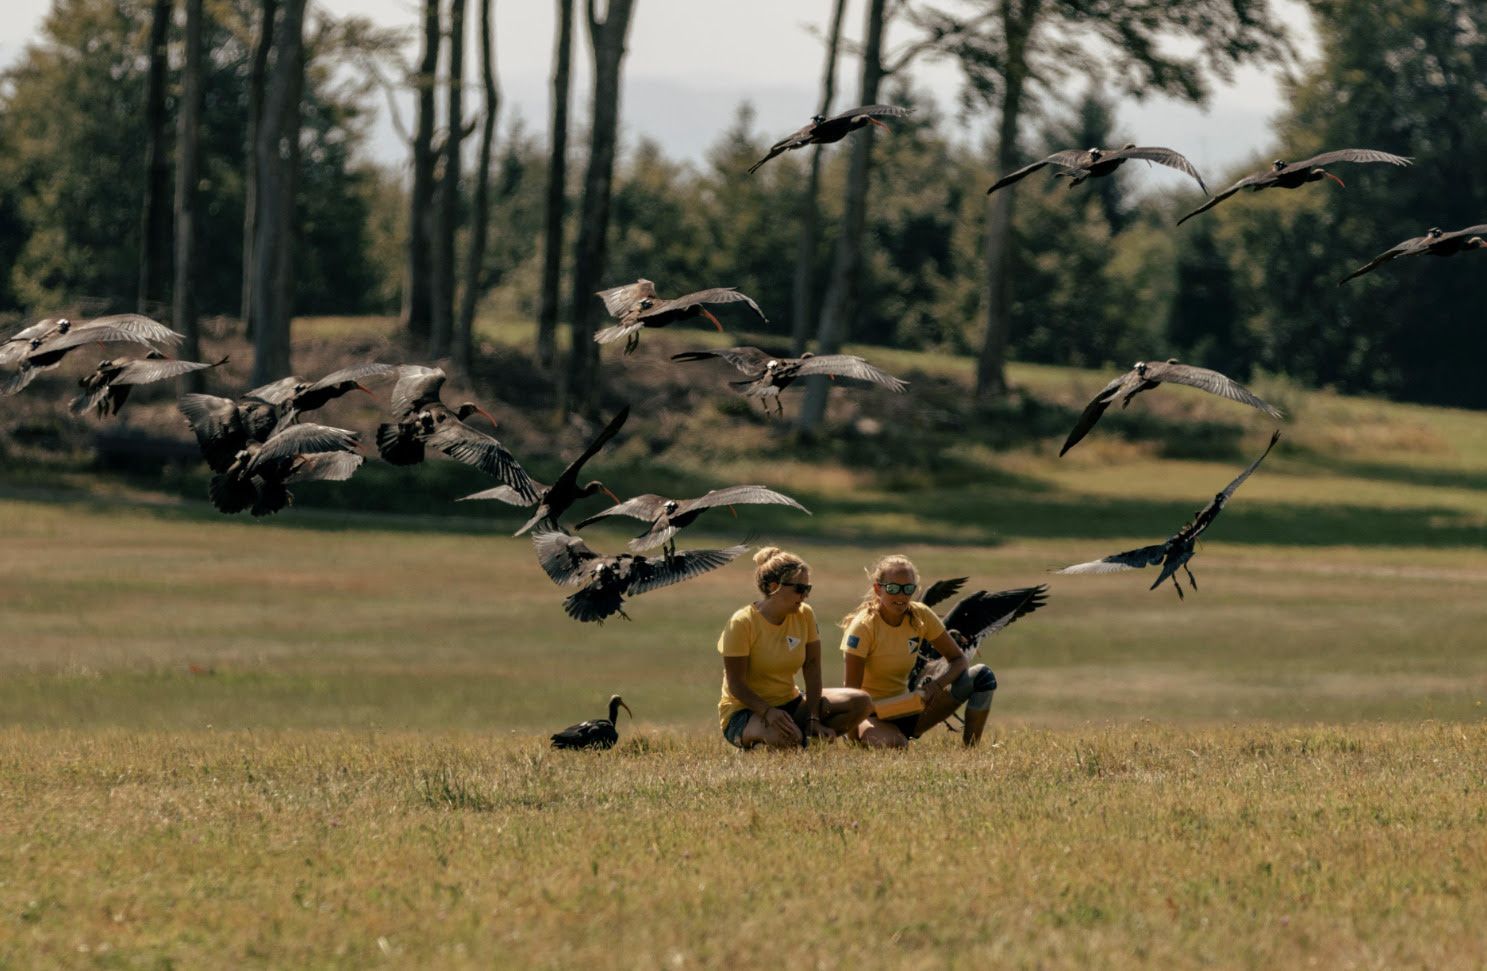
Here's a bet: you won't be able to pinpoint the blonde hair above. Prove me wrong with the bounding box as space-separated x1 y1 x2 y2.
753 546 809 597
839 554 920 628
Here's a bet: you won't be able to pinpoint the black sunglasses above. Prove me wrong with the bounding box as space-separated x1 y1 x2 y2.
779 582 812 595
879 581 917 595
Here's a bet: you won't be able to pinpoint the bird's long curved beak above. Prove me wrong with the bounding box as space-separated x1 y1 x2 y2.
475 406 498 428
701 308 724 333
727 505 737 517
620 701 633 720
354 383 375 396
1324 171 1345 188
602 485 620 503
867 117 891 131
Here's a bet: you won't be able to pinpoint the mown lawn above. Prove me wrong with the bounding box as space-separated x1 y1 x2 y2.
3 318 1487 966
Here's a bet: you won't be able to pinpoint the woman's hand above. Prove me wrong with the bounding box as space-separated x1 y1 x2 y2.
919 680 943 705
760 707 802 742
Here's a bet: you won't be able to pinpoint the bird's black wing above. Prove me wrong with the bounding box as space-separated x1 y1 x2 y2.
244 375 303 405
595 279 657 318
1141 361 1284 419
550 405 631 494
1058 375 1128 456
670 346 774 376
1283 149 1412 172
1055 544 1169 575
675 485 810 517
627 543 750 596
943 585 1049 647
532 530 601 586
293 363 397 412
641 288 768 324
286 450 365 483
789 354 907 390
822 103 912 125
430 421 539 502
573 494 670 529
748 122 818 173
1338 235 1425 284
33 317 184 356
111 356 225 387
1182 429 1281 539
1106 146 1208 194
921 577 968 609
248 422 360 470
389 365 447 416
177 393 247 472
987 150 1088 194
1176 180 1253 225
1434 223 1487 244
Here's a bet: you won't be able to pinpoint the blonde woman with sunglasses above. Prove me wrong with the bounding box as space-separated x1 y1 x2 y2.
718 547 872 749
841 554 995 747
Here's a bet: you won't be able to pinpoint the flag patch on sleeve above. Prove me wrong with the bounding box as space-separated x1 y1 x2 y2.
846 635 860 648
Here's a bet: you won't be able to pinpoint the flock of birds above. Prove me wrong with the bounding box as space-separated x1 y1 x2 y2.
3 103 1480 747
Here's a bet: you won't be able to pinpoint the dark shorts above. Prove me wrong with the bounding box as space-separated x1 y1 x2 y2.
723 696 802 748
885 713 920 740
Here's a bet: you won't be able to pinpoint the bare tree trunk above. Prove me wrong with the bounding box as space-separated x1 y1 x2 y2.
251 0 306 386
431 0 467 359
974 0 1036 399
790 0 847 357
536 0 574 370
137 0 173 313
797 0 887 434
242 0 277 334
456 0 499 372
174 0 204 390
561 0 636 418
402 0 440 342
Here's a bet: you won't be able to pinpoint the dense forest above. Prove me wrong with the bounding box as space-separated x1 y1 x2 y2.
0 0 1484 410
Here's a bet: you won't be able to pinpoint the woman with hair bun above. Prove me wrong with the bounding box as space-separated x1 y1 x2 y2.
718 546 871 749
841 554 995 748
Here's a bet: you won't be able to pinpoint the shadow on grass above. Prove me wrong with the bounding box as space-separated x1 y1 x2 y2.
7 458 1487 552
1289 447 1487 493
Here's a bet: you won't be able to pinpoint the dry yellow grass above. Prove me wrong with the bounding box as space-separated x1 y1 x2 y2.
2 725 1486 968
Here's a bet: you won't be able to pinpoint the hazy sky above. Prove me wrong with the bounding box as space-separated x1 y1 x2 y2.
1 0 1317 184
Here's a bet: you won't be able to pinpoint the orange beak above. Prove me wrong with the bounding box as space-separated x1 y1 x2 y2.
602 485 620 503
354 383 375 396
868 117 891 131
1324 171 1345 188
475 406 498 428
701 308 724 333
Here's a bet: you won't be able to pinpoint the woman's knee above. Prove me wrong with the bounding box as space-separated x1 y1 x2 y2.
857 720 908 748
951 664 997 705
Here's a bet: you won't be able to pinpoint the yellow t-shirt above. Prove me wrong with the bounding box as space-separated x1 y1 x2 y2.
840 602 947 700
717 603 820 730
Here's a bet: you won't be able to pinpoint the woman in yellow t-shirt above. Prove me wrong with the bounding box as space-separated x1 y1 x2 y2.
719 547 871 749
841 554 997 748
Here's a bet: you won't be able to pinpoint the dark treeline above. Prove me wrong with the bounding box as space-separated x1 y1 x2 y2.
0 0 1484 409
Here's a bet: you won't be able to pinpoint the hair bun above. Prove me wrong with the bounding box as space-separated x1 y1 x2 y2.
753 546 783 566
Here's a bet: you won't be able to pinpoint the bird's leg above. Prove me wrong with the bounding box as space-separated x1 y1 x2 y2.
1170 574 1185 600
1184 564 1199 592
700 308 725 333
625 333 640 355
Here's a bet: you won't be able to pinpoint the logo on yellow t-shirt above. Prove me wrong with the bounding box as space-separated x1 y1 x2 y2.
786 635 801 650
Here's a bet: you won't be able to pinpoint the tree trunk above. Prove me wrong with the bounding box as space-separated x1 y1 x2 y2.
174 0 204 390
536 0 574 370
401 0 440 342
137 0 173 313
456 0 499 372
974 0 1036 400
431 0 467 359
797 0 887 434
242 0 277 334
251 0 306 386
790 0 847 357
561 0 636 418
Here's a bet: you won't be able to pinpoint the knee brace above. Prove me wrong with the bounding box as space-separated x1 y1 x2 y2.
951 664 997 710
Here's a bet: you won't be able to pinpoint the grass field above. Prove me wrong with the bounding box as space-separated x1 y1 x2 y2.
2 320 1486 966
